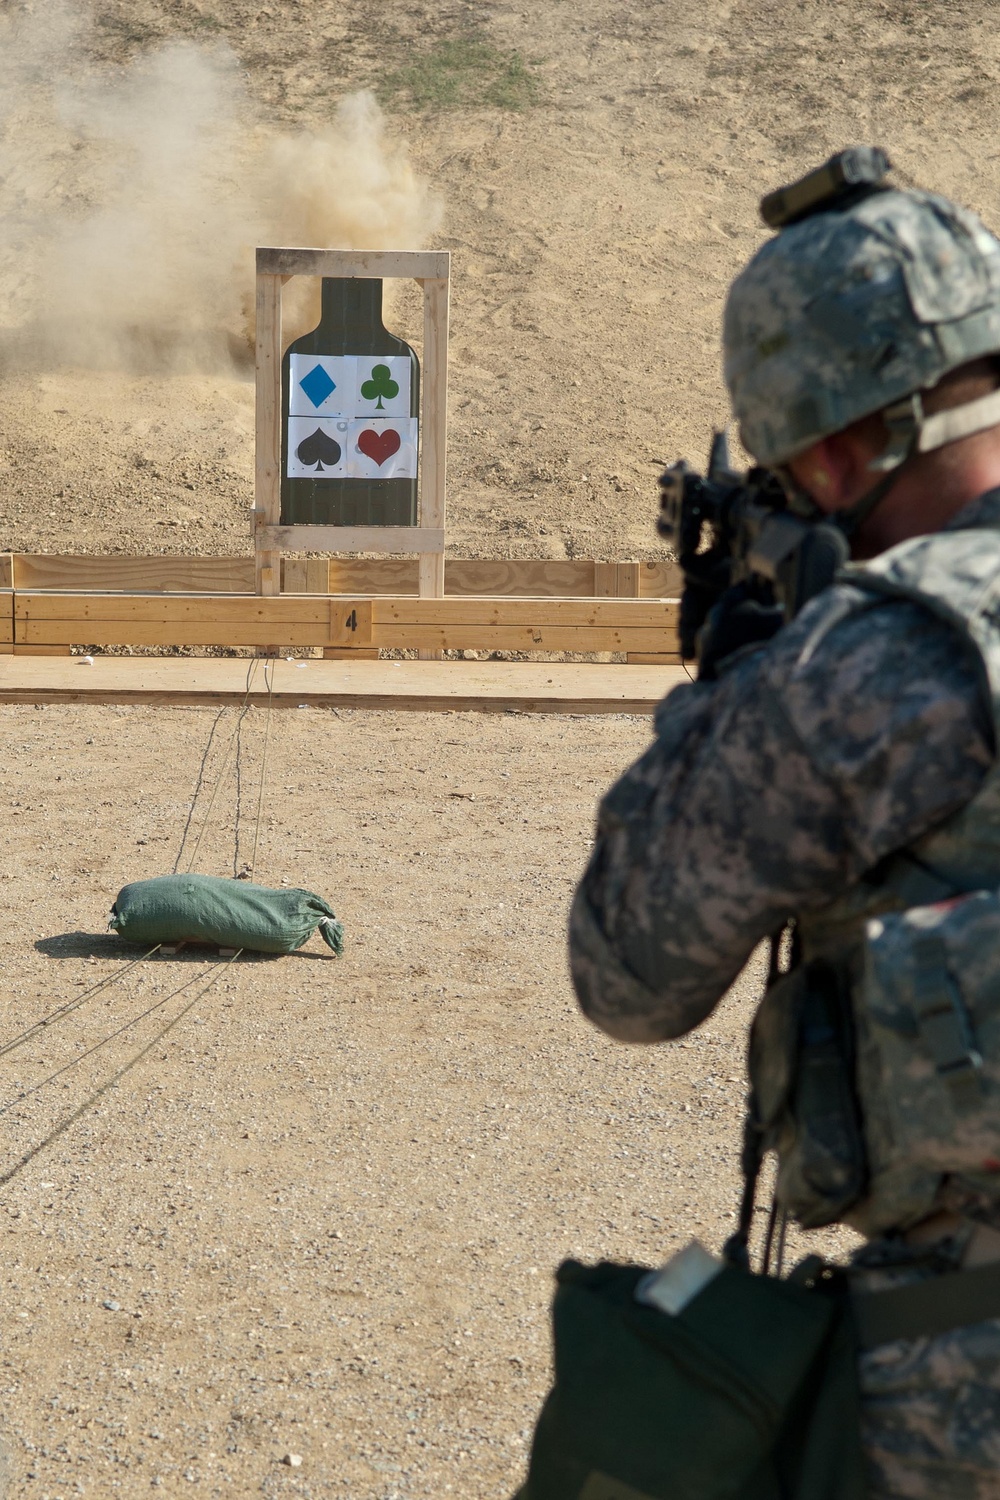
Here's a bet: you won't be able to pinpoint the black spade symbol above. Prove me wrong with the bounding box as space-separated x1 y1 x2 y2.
296 428 342 471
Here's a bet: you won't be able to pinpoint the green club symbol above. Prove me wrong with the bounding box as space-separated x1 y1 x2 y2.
360 363 400 411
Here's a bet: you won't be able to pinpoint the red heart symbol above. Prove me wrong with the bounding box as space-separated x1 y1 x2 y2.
357 428 401 467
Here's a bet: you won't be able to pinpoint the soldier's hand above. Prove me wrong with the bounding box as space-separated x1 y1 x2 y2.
697 585 784 681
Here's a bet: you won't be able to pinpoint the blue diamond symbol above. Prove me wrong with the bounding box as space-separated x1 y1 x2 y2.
299 364 336 408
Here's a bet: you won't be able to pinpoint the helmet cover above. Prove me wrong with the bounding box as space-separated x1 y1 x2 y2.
723 187 1000 466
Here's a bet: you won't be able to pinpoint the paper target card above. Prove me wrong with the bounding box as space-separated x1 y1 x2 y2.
346 417 418 479
286 417 349 478
288 355 355 418
353 357 412 419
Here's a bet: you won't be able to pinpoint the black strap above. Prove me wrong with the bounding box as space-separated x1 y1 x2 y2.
723 930 786 1271
911 933 983 1109
854 1259 1000 1349
722 1105 764 1271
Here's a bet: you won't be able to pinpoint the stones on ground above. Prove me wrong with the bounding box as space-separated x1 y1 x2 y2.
281 1452 303 1467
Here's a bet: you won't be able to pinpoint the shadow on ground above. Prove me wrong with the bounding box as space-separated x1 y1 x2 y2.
34 932 331 962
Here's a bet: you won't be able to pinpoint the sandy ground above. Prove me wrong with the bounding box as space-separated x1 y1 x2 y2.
0 702 851 1498
0 0 997 1493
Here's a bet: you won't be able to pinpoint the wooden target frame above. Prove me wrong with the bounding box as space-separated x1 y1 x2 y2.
253 248 450 600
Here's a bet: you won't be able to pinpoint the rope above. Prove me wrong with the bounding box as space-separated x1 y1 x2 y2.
234 691 246 878
172 707 227 875
247 657 274 879
181 659 261 875
0 958 222 1121
0 951 241 1191
0 946 161 1062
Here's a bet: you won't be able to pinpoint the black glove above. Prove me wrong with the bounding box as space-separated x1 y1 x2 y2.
696 582 784 681
677 544 732 660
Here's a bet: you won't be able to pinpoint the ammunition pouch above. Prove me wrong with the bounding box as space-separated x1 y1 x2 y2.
514 1257 866 1500
750 957 868 1229
859 889 1000 1189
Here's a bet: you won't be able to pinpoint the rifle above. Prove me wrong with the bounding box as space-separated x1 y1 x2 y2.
656 432 849 677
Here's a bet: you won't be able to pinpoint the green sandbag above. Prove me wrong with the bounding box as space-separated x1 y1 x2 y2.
109 873 344 955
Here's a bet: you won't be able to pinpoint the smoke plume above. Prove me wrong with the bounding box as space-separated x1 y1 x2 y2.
0 3 443 374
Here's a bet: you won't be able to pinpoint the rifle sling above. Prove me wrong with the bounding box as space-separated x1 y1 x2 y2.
853 1258 1000 1349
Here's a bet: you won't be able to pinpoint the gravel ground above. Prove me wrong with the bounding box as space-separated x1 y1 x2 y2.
0 702 854 1498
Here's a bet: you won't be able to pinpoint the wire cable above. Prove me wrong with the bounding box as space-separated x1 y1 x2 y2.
0 958 223 1121
0 946 161 1062
182 659 261 875
172 707 228 875
0 951 241 1191
247 657 274 879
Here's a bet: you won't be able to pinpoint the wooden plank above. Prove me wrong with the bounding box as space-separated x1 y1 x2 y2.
0 590 12 644
444 561 598 597
418 274 448 659
10 592 678 652
617 562 641 598
370 626 679 652
418 274 449 600
0 555 12 589
254 272 282 597
638 558 683 597
369 596 678 654
328 558 419 594
13 645 72 656
281 558 329 593
258 525 445 555
256 248 450 281
19 624 365 648
0 655 688 713
326 559 609 597
14 594 675 626
14 594 373 649
322 647 380 660
594 562 617 597
14 594 372 623
7 554 655 599
370 598 678 627
626 652 685 665
14 555 255 592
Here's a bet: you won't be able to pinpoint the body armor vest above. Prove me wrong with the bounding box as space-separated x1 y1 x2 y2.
750 512 1000 1238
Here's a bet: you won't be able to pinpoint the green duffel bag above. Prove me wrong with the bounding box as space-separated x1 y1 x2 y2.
515 1254 865 1500
109 873 344 955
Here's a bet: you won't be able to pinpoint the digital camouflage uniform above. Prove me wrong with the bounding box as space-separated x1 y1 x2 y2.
570 492 1000 1498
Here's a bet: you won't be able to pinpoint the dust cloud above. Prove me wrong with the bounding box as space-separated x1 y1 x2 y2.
0 3 442 376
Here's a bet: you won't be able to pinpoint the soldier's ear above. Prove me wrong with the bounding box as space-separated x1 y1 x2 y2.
787 434 860 513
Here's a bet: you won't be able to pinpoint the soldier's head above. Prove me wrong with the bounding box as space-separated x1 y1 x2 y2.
723 159 1000 552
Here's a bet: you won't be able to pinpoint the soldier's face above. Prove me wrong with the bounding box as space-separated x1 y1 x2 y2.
785 432 872 517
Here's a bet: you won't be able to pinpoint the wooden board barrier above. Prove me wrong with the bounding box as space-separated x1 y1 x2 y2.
2 554 682 598
256 248 450 281
368 597 678 654
0 655 690 713
13 593 373 649
13 555 255 593
8 591 680 655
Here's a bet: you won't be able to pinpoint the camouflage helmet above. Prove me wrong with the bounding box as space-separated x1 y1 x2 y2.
723 185 1000 467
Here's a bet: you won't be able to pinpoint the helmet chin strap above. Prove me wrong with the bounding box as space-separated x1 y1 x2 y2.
779 447 913 537
781 384 1000 539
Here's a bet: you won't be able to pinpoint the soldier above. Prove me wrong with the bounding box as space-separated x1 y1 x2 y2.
569 160 1000 1498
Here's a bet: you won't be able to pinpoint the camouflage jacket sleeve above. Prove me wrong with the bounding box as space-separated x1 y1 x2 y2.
569 587 994 1042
